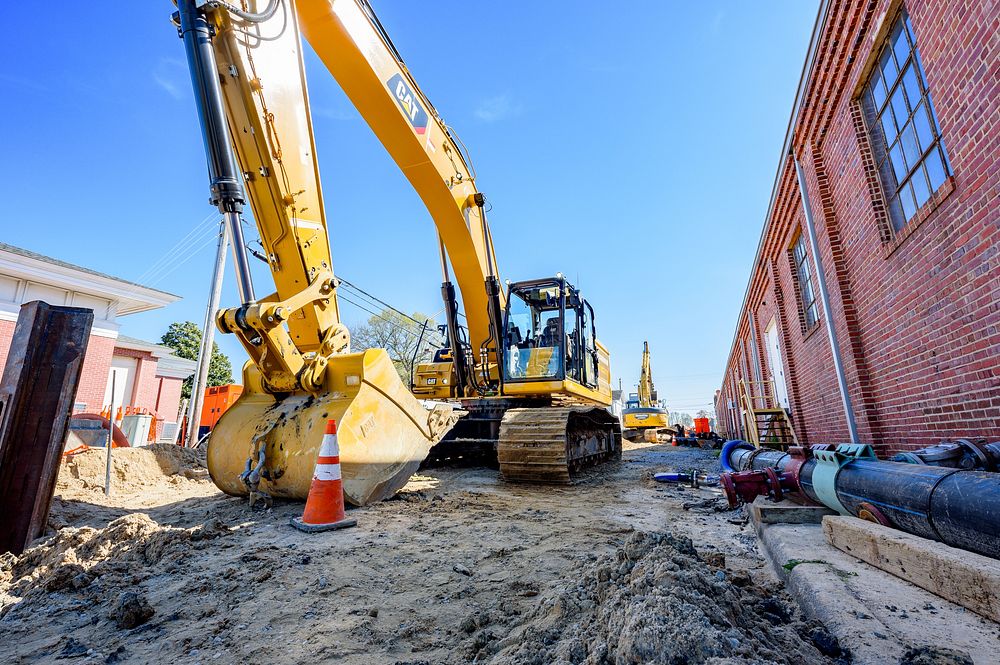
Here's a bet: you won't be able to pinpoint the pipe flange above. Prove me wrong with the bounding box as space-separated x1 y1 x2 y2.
857 501 892 527
783 448 810 496
956 439 992 471
764 467 783 502
720 473 739 510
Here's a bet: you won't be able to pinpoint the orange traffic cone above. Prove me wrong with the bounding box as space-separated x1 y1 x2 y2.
291 420 357 533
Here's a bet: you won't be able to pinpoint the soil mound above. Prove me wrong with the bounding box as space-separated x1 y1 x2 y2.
0 513 229 621
485 531 839 665
57 444 206 493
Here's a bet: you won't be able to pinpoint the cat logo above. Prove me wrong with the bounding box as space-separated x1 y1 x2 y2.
387 73 428 135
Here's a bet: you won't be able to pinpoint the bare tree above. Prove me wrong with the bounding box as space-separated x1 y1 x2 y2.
350 309 442 385
669 411 694 428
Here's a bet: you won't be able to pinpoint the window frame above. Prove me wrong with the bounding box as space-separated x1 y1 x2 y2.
859 5 951 234
791 233 820 333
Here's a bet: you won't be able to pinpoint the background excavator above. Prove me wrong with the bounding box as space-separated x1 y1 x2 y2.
174 0 620 500
621 341 670 443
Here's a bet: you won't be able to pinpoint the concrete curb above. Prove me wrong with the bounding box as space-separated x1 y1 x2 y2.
754 519 907 664
752 514 1000 665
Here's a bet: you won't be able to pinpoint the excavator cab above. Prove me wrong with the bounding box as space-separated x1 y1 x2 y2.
502 277 601 394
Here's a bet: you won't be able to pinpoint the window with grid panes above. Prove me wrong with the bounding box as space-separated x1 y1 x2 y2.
792 235 819 330
861 7 951 232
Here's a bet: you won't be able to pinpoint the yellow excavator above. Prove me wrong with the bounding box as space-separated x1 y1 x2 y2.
621 341 670 443
174 0 620 502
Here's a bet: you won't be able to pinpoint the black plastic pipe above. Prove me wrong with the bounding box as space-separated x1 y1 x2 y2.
799 460 1000 559
722 443 1000 559
723 441 789 474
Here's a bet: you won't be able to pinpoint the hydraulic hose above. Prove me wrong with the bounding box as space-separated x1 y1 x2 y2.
205 0 281 23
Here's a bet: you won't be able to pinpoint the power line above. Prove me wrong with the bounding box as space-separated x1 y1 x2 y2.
337 277 430 328
338 293 443 349
231 239 450 351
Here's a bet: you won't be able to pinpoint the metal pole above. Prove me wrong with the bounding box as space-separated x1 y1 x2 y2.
793 157 860 444
105 372 116 496
173 398 189 445
747 311 764 386
187 221 230 447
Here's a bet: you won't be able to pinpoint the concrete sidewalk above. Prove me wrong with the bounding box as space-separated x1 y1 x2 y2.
752 507 1000 664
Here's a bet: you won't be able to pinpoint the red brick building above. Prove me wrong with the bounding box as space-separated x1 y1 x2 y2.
715 0 999 456
0 243 196 439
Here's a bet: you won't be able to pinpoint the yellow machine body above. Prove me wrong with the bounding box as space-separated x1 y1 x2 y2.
175 0 460 504
208 350 455 505
621 341 670 442
622 410 670 431
179 0 619 494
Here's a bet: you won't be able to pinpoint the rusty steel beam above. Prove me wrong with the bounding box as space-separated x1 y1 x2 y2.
0 301 93 555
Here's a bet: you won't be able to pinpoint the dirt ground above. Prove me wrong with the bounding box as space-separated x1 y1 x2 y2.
0 441 848 665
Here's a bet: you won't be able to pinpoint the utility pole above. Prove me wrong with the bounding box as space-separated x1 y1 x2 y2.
187 220 229 447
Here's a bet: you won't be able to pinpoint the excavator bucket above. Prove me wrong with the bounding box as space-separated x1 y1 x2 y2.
207 348 457 506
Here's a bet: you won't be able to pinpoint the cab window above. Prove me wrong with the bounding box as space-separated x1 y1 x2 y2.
504 285 563 381
581 301 598 388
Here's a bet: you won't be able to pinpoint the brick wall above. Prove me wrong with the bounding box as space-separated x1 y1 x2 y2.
72 334 117 414
0 319 14 375
719 0 1000 456
154 376 184 423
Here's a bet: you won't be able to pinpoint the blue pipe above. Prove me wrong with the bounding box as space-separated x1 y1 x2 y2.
720 440 755 473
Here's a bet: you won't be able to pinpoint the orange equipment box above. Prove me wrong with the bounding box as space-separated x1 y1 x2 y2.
693 417 710 435
199 384 244 429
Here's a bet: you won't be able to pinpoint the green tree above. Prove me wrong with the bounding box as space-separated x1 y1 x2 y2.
160 321 234 399
350 309 441 385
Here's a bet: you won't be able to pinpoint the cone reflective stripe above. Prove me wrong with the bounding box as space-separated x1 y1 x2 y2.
291 420 357 533
314 420 342 481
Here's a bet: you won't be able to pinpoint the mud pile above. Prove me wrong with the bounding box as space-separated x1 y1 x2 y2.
485 531 841 665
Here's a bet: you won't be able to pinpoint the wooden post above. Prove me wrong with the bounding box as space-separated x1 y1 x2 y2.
0 301 93 555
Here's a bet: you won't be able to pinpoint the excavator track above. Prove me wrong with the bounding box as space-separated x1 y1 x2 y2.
497 406 622 484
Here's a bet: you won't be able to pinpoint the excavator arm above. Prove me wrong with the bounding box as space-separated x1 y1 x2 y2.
638 341 653 408
298 0 504 355
176 0 457 506
184 0 503 398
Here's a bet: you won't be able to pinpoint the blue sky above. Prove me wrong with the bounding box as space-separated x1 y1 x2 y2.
0 1 817 415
